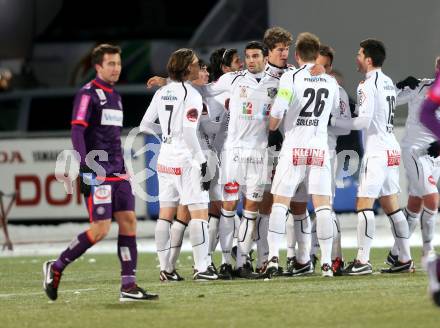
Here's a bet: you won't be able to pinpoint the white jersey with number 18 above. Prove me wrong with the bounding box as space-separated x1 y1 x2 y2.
357 69 400 153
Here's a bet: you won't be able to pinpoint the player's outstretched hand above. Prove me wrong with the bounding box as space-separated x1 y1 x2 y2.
268 129 283 151
146 76 167 89
79 165 95 197
396 76 420 90
200 162 211 191
427 141 440 158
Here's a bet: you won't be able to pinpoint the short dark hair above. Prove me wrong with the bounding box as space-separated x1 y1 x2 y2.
208 47 238 81
167 48 197 82
263 26 293 50
295 32 320 62
319 45 334 65
359 39 386 67
91 44 121 66
245 41 268 57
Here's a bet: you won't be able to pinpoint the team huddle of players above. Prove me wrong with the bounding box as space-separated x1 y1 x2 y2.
141 27 440 282
41 27 440 303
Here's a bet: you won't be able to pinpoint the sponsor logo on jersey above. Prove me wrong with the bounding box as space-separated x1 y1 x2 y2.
224 181 239 194
101 109 123 126
76 94 91 120
267 87 278 98
305 77 327 83
263 103 272 116
157 164 182 175
161 90 178 101
428 175 436 185
242 102 253 115
186 108 198 122
292 148 325 166
233 154 264 164
93 185 112 205
386 150 401 166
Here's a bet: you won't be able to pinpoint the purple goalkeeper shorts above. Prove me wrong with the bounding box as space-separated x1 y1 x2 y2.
85 178 135 221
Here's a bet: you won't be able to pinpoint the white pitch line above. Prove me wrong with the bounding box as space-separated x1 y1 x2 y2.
0 288 97 299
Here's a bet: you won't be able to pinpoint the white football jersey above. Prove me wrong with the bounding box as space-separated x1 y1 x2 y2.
397 78 436 149
203 69 280 150
356 69 400 153
328 85 351 150
271 63 339 152
141 81 203 165
199 93 229 153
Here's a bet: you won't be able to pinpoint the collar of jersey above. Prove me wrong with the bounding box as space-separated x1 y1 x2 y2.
266 62 286 76
92 77 114 93
366 68 382 79
248 70 264 81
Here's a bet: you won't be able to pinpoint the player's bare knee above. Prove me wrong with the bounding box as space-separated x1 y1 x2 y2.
423 193 439 211
407 195 423 213
243 198 259 212
290 201 307 215
188 203 208 219
222 200 237 211
90 221 111 242
356 197 375 211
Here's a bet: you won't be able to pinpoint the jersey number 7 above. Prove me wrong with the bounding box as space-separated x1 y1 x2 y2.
165 105 173 135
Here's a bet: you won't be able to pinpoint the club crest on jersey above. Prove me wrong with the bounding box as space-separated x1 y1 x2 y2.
242 102 253 115
428 175 436 186
240 86 247 98
267 87 278 99
186 108 199 122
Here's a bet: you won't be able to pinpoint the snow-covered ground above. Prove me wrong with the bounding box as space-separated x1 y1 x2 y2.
1 213 439 257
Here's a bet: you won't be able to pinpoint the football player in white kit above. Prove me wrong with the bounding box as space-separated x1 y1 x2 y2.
164 60 215 281
205 48 243 271
267 32 340 277
256 26 294 275
312 45 351 275
329 39 413 274
140 48 217 281
200 41 280 279
385 57 440 266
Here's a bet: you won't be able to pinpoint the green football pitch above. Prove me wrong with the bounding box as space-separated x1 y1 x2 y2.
0 248 439 328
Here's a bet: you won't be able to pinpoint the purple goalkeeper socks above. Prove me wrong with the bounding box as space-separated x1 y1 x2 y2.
53 230 95 272
118 234 138 289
